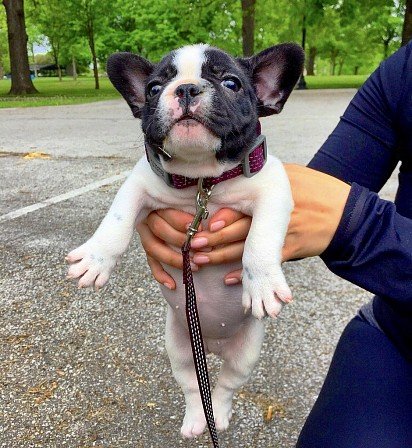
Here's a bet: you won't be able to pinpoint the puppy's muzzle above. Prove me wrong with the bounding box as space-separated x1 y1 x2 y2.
175 83 202 109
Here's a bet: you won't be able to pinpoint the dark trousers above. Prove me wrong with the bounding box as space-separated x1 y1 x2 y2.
297 316 412 448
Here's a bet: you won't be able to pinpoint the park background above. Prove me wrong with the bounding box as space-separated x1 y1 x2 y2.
0 0 411 107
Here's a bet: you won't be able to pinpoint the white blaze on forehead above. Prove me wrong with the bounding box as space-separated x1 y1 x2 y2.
173 44 209 80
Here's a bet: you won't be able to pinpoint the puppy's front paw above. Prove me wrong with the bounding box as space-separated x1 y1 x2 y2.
180 411 206 438
241 265 292 319
66 240 118 290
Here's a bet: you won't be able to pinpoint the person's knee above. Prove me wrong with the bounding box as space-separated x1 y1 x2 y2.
296 317 412 448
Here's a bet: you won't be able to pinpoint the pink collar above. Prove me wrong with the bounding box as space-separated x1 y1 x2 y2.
145 130 267 189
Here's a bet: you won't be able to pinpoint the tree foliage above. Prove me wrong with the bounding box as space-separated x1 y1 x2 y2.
1 0 409 91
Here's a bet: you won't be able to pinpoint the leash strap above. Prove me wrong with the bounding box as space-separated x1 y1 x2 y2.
181 179 220 447
182 246 219 447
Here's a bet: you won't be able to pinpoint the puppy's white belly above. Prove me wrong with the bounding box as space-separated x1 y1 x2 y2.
160 262 246 342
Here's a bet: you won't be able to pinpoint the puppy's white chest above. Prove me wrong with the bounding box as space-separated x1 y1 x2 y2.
142 154 292 343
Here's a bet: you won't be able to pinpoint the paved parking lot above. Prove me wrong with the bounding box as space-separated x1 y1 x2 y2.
0 90 397 448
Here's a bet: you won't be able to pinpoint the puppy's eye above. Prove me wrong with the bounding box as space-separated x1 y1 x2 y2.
147 83 162 97
221 77 241 92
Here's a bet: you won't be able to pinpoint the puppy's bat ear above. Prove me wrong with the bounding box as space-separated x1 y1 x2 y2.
107 52 154 118
238 43 304 117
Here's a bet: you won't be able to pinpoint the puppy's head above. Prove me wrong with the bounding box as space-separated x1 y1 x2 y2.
107 43 303 177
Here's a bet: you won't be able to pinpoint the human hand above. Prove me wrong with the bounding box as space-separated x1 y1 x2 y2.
136 208 250 289
137 164 350 288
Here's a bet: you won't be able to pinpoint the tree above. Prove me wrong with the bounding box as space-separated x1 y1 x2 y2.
2 0 38 94
402 0 412 45
28 0 68 81
0 7 10 78
363 2 404 59
241 0 255 56
66 0 113 89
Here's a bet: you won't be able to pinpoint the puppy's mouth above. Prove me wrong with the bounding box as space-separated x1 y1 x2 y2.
172 113 205 127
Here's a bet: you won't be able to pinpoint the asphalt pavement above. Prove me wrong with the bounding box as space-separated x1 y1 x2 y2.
0 90 398 448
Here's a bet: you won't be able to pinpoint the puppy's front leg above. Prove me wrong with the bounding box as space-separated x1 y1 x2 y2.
66 159 148 289
242 170 293 319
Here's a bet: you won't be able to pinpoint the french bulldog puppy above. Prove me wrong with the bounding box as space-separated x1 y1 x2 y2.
66 43 304 438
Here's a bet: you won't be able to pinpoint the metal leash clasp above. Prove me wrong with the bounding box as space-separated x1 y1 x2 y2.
184 178 213 251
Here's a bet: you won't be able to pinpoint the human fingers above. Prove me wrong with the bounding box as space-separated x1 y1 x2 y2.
223 269 242 286
192 241 244 266
137 221 184 270
146 212 187 248
146 255 176 290
156 209 198 232
206 208 246 232
191 216 251 249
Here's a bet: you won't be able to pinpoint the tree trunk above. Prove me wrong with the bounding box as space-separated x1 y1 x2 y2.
3 0 38 94
338 58 344 75
29 42 37 77
51 42 62 81
306 46 317 75
330 48 339 75
241 0 255 56
90 39 99 89
354 65 359 75
401 0 412 46
297 13 307 89
86 18 99 89
72 55 77 81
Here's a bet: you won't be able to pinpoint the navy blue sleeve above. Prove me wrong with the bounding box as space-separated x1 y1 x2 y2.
308 42 410 191
306 42 412 307
321 183 412 309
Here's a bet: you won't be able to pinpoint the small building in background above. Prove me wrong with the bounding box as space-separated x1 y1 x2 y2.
29 63 66 78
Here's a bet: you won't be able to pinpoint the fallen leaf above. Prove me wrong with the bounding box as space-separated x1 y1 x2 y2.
23 152 51 160
264 405 274 422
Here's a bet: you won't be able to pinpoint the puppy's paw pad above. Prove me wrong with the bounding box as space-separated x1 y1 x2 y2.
180 413 206 438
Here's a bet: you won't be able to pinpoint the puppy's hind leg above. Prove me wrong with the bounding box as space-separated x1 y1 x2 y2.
212 317 265 431
165 306 206 439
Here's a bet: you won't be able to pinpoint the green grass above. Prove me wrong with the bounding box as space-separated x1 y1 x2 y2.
306 74 368 89
0 74 369 108
0 77 120 108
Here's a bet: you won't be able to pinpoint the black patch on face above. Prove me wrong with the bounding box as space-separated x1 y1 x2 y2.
200 48 259 163
114 43 304 164
141 47 259 164
140 52 178 157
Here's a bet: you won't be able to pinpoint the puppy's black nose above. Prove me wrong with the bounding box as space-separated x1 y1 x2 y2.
175 83 201 99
